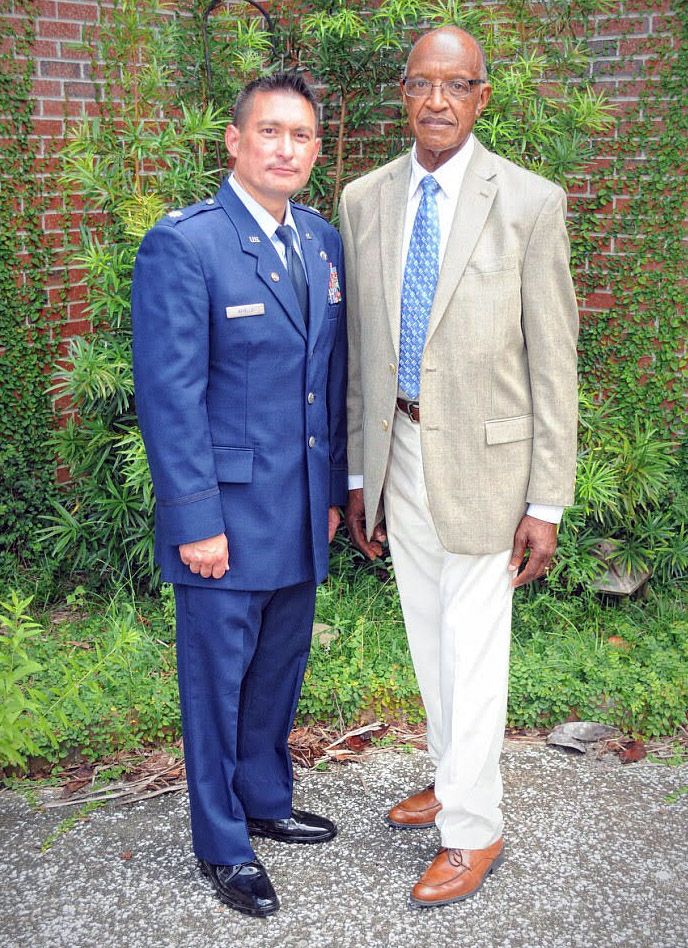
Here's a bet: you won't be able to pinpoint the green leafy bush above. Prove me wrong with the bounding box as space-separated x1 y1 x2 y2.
0 592 178 770
2 570 686 773
0 593 51 768
550 394 688 592
510 591 688 736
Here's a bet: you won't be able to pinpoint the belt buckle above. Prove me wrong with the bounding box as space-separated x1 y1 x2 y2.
405 400 419 421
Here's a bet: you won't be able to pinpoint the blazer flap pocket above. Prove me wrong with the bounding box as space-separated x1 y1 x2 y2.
485 414 534 445
213 446 254 483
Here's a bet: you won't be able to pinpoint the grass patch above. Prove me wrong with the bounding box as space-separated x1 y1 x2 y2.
1 561 686 774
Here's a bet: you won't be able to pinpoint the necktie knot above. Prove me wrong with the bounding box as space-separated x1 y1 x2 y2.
275 224 294 249
420 174 440 198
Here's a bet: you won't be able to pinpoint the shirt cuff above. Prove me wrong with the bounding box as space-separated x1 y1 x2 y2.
348 474 364 491
526 503 564 524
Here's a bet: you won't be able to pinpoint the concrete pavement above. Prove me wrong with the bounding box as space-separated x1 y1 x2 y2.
1 743 687 947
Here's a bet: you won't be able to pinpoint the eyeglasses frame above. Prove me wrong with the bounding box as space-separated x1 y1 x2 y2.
401 77 487 99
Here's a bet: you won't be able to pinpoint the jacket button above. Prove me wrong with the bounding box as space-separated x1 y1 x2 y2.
307 392 316 404
382 419 389 431
388 362 396 374
308 435 316 448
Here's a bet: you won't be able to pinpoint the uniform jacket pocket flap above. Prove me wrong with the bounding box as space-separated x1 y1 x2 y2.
212 446 254 483
485 414 534 445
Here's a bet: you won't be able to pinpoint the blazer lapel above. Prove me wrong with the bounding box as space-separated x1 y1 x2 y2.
293 208 329 353
379 154 412 356
425 142 498 345
216 180 307 341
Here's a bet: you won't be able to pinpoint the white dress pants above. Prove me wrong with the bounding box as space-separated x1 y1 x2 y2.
384 410 514 849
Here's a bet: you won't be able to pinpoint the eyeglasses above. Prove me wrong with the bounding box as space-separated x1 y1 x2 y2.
402 77 486 100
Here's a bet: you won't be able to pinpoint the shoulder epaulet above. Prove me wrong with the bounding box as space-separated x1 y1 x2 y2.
292 201 325 219
163 196 219 225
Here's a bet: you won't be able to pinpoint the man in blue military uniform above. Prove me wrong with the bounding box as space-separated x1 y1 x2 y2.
131 73 347 917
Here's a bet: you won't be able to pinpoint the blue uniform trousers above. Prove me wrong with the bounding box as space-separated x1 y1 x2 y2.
174 580 316 865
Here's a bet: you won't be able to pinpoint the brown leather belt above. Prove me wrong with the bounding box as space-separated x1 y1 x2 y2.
396 397 420 423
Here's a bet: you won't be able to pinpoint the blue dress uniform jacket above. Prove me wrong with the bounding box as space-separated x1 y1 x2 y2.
131 179 348 590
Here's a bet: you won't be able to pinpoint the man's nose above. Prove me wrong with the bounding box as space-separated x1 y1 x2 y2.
427 84 449 108
277 134 295 156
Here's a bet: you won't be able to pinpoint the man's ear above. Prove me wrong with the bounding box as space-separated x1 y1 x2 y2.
225 124 240 158
476 83 492 118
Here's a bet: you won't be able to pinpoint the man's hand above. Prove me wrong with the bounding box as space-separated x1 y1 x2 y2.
508 515 557 588
328 506 341 543
345 488 386 559
179 533 229 580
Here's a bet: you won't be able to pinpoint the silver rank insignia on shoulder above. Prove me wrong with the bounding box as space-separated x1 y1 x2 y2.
168 210 183 218
248 235 260 243
205 198 215 205
319 250 327 261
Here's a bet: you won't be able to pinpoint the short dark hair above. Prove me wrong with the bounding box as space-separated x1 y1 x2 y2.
232 72 319 128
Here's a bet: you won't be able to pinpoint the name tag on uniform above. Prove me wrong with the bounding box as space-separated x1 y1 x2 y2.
225 303 265 318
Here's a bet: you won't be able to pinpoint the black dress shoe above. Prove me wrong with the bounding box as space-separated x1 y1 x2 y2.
199 859 279 917
247 808 337 844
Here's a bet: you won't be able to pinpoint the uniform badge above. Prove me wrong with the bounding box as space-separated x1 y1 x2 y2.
328 263 342 304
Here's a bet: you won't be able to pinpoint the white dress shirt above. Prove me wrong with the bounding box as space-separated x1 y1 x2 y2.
228 173 306 275
347 138 562 524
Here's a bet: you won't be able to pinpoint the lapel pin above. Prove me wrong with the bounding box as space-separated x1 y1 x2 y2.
319 250 328 260
248 235 260 243
305 232 313 240
270 271 280 282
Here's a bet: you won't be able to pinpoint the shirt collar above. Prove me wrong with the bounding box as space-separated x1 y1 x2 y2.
408 134 475 200
228 173 298 240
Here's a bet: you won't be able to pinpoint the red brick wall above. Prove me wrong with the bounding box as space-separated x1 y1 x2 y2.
20 0 105 443
17 0 683 423
571 1 679 328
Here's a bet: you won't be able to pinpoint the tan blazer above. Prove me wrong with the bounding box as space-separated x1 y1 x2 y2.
339 140 579 554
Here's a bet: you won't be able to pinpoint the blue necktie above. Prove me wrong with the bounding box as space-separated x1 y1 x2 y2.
276 224 309 326
399 175 441 399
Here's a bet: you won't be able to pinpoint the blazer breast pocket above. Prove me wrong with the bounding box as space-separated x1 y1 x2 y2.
465 254 518 276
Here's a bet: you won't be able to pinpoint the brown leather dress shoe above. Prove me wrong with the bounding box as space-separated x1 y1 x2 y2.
410 838 505 907
386 783 441 829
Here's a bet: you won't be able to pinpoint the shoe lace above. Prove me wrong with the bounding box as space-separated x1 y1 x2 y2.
446 848 465 869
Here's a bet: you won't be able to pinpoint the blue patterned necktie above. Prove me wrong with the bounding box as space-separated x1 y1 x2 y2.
399 174 441 399
275 224 309 326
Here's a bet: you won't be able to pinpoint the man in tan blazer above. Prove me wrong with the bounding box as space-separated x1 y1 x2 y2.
340 26 578 907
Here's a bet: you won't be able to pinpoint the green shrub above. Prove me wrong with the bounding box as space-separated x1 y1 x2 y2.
509 591 688 737
549 394 688 593
2 572 686 773
0 591 178 770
